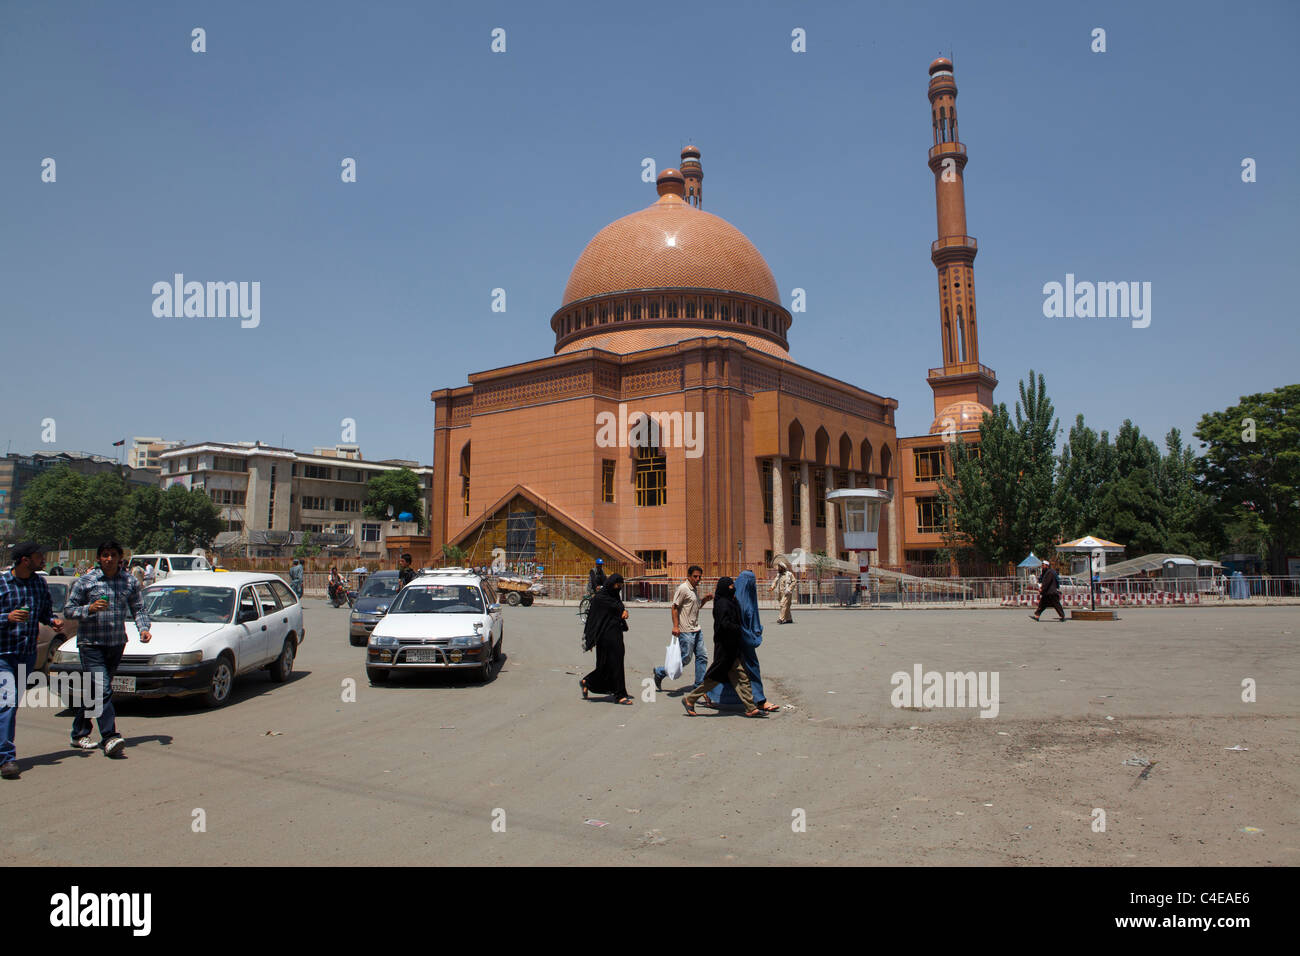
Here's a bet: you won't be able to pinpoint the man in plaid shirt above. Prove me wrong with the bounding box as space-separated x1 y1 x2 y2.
62 540 152 757
0 542 64 779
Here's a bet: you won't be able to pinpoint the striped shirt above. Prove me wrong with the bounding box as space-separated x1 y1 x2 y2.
0 571 55 656
63 568 151 647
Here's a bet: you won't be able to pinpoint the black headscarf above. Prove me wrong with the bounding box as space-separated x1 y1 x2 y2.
583 573 626 652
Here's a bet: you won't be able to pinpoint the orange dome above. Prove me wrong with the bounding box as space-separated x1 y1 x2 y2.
930 400 990 434
561 192 780 306
929 57 953 74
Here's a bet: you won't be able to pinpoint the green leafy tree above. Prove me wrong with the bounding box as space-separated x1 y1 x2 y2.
442 543 466 565
364 468 424 530
293 532 321 559
1195 384 1300 573
116 485 164 551
157 484 223 551
939 371 1060 568
1056 415 1117 538
78 471 129 545
14 466 92 547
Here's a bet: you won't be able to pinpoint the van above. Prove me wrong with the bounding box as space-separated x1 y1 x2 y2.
127 553 212 581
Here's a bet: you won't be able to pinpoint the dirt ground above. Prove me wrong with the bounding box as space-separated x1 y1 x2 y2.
2 604 1295 866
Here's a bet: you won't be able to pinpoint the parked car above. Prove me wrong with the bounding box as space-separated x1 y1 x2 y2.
366 570 503 684
34 575 81 674
126 553 212 582
348 570 403 646
49 571 304 708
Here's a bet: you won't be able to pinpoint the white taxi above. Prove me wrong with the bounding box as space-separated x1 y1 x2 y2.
365 569 503 684
50 571 304 708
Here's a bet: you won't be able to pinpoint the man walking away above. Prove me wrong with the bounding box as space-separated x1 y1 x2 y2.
289 559 304 599
652 565 711 691
62 541 152 757
0 543 64 779
398 553 416 589
587 558 606 594
1030 563 1067 622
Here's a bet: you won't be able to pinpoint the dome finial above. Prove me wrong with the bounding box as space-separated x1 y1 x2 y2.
656 167 686 198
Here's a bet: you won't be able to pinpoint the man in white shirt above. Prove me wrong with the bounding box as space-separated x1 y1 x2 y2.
652 565 712 691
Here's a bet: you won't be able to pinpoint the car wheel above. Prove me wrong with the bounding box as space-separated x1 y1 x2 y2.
269 636 296 683
520 594 534 607
201 654 236 708
366 666 389 685
504 591 521 607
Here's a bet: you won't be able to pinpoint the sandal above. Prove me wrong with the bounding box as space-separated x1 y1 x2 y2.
757 702 780 712
682 699 698 716
616 696 634 705
580 678 588 699
743 708 768 718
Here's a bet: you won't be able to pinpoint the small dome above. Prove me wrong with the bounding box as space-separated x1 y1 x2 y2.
930 400 989 434
656 168 686 197
929 57 953 75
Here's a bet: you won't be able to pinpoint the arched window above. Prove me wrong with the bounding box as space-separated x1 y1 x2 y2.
940 106 949 142
702 302 713 320
956 306 966 362
720 304 729 321
666 300 678 318
649 301 660 319
685 300 696 319
631 302 641 320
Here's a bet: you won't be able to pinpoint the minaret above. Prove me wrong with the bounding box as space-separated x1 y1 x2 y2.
926 57 995 429
681 145 702 208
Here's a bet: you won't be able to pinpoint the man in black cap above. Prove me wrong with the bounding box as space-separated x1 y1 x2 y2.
0 543 64 779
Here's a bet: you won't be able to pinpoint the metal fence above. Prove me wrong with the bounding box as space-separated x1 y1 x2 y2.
532 574 1300 608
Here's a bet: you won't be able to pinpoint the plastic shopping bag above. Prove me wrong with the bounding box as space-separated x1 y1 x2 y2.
664 635 683 681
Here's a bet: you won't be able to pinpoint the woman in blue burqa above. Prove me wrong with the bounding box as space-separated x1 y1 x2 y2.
705 570 779 712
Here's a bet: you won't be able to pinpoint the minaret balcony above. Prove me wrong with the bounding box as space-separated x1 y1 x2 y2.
930 235 977 255
928 141 967 161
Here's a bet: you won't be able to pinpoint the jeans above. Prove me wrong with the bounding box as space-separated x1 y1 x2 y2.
653 630 707 685
0 650 36 764
72 644 125 742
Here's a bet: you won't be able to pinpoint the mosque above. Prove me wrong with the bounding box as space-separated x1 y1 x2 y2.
428 58 994 577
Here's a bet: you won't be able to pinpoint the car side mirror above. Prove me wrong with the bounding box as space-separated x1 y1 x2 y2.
488 603 502 613
238 607 258 624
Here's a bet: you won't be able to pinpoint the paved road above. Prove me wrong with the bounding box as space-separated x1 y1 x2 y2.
2 603 1296 865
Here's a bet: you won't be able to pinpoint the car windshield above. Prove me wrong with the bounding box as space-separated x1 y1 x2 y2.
143 586 236 623
46 583 68 613
388 584 484 614
359 575 401 598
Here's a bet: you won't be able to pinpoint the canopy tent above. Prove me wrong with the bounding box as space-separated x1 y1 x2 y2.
1056 535 1126 577
1017 552 1043 568
1098 553 1220 581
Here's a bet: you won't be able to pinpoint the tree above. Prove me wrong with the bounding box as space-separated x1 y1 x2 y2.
442 544 466 566
293 532 321 559
78 471 129 545
14 466 92 547
1195 384 1300 574
1056 415 1116 538
365 468 424 530
938 371 1060 567
116 485 164 551
157 484 224 551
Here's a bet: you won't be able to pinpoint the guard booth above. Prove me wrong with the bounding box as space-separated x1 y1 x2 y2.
825 488 893 592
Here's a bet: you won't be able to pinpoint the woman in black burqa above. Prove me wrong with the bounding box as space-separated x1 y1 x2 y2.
683 577 764 718
580 574 633 704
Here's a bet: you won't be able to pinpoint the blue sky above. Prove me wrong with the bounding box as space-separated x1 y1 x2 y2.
2 0 1296 465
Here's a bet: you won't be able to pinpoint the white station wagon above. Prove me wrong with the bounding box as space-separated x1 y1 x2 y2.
50 571 305 708
366 569 503 684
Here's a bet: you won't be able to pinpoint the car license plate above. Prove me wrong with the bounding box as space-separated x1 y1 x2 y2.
449 652 462 663
111 676 136 693
406 648 441 663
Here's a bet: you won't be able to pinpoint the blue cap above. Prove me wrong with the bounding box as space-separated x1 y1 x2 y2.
596 558 603 564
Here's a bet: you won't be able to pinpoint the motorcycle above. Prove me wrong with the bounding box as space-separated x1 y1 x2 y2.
329 579 355 608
